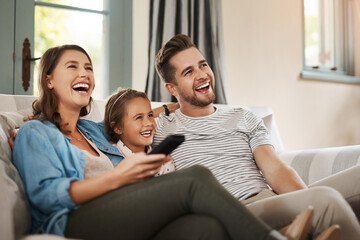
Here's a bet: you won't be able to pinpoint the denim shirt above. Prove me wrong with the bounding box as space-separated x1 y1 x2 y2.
77 119 124 167
13 119 124 236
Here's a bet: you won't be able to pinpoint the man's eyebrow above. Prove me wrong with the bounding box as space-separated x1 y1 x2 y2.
180 59 207 76
199 59 207 65
181 66 192 76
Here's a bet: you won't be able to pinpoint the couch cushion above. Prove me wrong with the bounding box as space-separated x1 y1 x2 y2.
0 109 32 240
0 94 37 112
0 173 14 240
83 99 107 122
280 145 360 185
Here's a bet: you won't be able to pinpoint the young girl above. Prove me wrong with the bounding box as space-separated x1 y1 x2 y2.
104 89 175 176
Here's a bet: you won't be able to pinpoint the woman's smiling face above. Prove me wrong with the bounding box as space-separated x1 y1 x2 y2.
46 49 95 113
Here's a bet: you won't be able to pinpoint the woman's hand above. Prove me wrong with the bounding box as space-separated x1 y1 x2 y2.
69 152 172 204
113 152 172 185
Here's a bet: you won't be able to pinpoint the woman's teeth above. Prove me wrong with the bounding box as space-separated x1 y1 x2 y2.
72 83 90 92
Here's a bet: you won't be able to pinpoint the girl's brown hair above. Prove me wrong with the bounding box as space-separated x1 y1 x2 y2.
104 89 150 143
32 45 93 133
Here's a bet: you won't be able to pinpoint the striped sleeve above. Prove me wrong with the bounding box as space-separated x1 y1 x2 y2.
243 110 273 152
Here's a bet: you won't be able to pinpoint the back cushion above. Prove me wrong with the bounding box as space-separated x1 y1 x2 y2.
0 110 32 239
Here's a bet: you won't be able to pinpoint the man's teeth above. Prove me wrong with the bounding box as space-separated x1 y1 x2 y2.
141 131 152 137
196 82 209 90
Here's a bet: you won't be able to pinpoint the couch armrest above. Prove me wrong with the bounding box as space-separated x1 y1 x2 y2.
279 145 360 185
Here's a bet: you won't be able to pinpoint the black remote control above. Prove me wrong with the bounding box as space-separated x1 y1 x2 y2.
149 134 185 155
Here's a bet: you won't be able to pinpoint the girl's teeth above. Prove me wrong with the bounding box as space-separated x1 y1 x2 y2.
141 131 151 136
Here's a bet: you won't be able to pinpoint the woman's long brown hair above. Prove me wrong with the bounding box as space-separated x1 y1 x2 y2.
32 45 93 133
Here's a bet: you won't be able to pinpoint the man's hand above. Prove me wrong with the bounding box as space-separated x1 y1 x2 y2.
8 115 33 150
8 129 19 150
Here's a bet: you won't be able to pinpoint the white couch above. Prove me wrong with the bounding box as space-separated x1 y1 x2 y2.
1 94 360 240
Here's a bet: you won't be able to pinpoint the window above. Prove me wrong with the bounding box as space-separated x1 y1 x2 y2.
34 0 107 98
4 0 132 96
302 0 360 83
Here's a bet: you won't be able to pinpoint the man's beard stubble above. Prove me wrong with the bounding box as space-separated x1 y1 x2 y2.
180 89 216 107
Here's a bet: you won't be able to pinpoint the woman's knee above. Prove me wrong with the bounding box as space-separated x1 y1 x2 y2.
180 165 214 180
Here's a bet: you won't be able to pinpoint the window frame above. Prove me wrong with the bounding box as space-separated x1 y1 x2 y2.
301 0 360 84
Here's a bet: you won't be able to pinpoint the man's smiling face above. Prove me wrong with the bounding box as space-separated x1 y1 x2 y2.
168 47 215 107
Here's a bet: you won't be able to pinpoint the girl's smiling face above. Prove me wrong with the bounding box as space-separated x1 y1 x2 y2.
114 97 156 153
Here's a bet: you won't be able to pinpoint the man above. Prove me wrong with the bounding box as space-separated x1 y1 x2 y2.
153 34 360 239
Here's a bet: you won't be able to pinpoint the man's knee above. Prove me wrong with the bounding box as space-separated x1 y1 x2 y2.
152 214 230 240
309 186 343 201
306 186 348 210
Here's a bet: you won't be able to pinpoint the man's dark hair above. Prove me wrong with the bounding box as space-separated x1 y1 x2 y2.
155 34 196 84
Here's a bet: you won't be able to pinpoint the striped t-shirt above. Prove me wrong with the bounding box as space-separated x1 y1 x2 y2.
154 106 273 200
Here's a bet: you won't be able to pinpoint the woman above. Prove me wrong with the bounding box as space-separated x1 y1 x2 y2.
13 45 314 240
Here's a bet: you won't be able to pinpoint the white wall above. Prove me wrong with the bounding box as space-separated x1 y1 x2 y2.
133 0 360 150
132 0 149 92
222 0 360 150
355 0 360 76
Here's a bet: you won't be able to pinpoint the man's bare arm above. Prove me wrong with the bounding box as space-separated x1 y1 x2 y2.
152 102 180 118
253 144 307 194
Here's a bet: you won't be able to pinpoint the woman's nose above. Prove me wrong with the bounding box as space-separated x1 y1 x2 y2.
79 67 89 78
